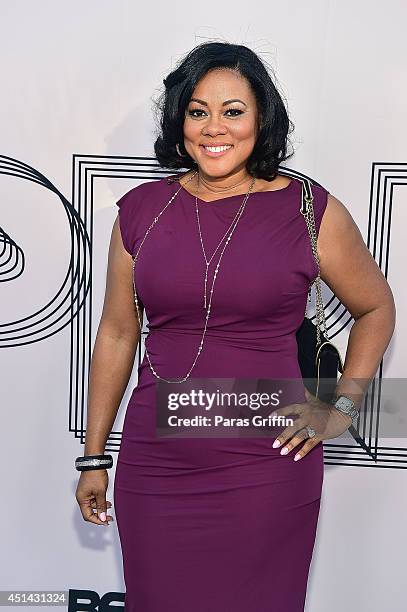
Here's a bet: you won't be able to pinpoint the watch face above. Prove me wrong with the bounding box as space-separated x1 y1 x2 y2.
336 396 355 411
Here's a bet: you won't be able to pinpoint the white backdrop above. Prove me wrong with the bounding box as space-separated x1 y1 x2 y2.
1 1 406 610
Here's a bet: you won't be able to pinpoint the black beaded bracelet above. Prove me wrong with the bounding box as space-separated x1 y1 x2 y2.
75 454 113 471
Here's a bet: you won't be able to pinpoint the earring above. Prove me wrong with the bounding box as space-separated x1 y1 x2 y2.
176 142 197 166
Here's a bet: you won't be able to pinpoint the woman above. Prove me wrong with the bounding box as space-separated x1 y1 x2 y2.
75 42 395 611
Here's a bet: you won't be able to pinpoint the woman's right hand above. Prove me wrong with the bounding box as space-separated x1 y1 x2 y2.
75 470 114 526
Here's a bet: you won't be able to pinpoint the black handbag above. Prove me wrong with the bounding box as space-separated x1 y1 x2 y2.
294 177 344 403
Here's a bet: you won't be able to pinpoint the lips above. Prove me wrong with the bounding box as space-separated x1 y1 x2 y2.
200 144 233 157
200 144 233 148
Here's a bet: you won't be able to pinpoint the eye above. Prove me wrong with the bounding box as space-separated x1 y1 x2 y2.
187 109 206 118
225 109 244 117
187 108 244 118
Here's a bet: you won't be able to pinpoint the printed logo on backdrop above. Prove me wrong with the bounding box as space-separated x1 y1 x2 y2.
1 155 405 467
68 589 124 610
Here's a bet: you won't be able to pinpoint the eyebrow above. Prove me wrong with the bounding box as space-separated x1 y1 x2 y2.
189 97 247 107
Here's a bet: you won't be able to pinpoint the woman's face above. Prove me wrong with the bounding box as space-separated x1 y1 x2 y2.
183 68 260 178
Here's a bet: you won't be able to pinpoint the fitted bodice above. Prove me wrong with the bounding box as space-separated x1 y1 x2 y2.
116 174 329 381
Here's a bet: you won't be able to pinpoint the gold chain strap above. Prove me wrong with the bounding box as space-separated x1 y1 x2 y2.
300 182 329 346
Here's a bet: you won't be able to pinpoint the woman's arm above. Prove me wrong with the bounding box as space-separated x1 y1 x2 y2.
318 193 396 407
83 217 143 456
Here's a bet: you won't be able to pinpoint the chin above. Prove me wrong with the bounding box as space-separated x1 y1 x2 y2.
198 165 234 177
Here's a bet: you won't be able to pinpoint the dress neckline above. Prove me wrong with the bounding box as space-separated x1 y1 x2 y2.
177 175 297 205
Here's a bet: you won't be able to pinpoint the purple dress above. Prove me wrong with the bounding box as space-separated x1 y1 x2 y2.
113 174 328 611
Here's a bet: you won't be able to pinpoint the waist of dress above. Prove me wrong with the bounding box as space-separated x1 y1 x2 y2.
141 327 299 357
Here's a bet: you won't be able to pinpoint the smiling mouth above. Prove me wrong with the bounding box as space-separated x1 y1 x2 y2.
200 144 234 156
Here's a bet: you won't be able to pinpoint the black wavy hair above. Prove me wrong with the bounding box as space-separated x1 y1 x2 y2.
152 41 295 181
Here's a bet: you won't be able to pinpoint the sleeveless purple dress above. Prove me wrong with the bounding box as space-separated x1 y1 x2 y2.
113 174 328 611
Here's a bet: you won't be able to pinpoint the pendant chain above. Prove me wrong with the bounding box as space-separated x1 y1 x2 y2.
131 169 257 384
195 177 253 309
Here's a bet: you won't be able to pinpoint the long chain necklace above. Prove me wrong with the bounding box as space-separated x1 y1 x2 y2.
194 173 256 308
131 169 257 384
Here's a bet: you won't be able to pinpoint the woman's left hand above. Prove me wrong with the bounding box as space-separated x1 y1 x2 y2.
270 388 353 461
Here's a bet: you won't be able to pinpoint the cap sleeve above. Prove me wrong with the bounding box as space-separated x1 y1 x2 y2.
115 187 141 256
312 183 330 238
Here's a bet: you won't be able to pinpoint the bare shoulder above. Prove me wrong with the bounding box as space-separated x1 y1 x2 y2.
318 193 362 259
317 192 395 319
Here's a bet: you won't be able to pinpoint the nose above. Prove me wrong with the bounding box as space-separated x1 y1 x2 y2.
202 115 228 136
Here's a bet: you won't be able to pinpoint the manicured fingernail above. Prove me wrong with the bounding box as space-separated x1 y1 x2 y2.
99 512 106 521
294 453 301 461
272 439 281 448
280 447 289 455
